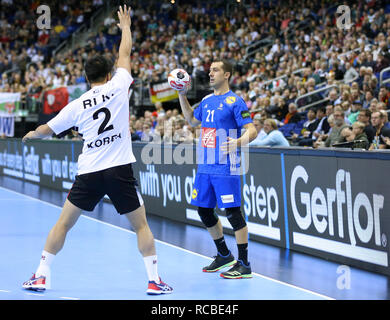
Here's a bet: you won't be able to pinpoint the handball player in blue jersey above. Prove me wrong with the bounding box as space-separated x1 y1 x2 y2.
178 60 257 278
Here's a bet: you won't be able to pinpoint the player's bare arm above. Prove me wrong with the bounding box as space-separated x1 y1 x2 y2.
220 122 257 154
22 124 54 143
178 92 201 127
116 5 132 74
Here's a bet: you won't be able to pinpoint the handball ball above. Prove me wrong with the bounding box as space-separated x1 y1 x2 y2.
167 69 190 91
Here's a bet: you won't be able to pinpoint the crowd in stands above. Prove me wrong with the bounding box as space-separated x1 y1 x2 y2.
1 0 390 150
0 0 103 98
125 0 390 150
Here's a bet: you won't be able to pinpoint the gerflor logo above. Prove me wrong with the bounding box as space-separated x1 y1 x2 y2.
290 165 388 267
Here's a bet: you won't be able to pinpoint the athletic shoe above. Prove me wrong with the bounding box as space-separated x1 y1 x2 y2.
220 260 252 279
202 252 236 272
22 274 47 291
146 278 173 295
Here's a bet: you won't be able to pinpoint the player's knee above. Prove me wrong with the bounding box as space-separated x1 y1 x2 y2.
226 207 246 231
197 207 218 228
125 206 148 232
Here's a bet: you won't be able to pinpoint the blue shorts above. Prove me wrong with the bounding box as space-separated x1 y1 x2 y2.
190 173 241 209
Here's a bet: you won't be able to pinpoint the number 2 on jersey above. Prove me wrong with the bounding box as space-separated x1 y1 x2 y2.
93 107 114 135
206 110 215 122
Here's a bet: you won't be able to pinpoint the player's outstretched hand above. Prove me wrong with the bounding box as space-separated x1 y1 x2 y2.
220 137 238 155
22 131 36 143
117 4 131 30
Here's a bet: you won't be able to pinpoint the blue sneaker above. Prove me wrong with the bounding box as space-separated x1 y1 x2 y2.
146 277 173 295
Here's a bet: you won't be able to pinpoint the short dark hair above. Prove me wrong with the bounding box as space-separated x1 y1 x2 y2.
84 55 114 83
360 109 371 118
318 106 326 114
212 59 234 80
372 111 384 119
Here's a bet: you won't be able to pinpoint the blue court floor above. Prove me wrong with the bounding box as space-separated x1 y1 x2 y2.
0 176 389 300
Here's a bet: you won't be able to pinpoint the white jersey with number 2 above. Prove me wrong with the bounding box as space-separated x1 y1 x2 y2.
47 68 136 175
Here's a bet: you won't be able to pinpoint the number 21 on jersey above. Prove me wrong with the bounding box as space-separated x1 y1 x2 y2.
206 110 215 122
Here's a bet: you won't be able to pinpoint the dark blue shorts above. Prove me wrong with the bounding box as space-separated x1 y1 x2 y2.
190 173 241 209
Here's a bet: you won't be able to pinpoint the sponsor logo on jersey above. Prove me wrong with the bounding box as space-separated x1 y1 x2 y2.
221 194 234 203
225 96 236 104
201 127 216 148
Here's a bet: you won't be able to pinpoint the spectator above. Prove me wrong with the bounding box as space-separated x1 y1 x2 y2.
373 53 389 73
379 109 390 129
339 126 354 144
283 103 302 124
344 62 359 83
292 108 319 145
369 111 390 150
312 106 330 138
340 101 352 121
331 61 344 81
327 89 339 106
378 86 390 108
324 108 349 147
250 118 290 147
249 116 267 146
155 101 165 117
172 118 193 143
314 114 335 149
350 121 370 150
140 121 158 142
357 109 375 143
134 120 144 139
348 101 363 124
363 90 375 109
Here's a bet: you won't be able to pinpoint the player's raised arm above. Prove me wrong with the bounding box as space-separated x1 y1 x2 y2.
178 90 201 127
116 5 132 74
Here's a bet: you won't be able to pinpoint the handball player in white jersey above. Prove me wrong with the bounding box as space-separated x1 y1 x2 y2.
21 5 172 295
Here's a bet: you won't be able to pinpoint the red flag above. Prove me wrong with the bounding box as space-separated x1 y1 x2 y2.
43 87 69 114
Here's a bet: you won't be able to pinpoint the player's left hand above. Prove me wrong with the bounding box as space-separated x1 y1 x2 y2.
117 4 132 30
220 137 239 155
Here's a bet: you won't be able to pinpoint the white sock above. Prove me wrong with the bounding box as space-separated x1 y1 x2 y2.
143 255 159 283
35 250 55 278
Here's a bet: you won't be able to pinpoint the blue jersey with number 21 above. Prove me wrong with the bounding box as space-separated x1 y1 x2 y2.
193 90 252 176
